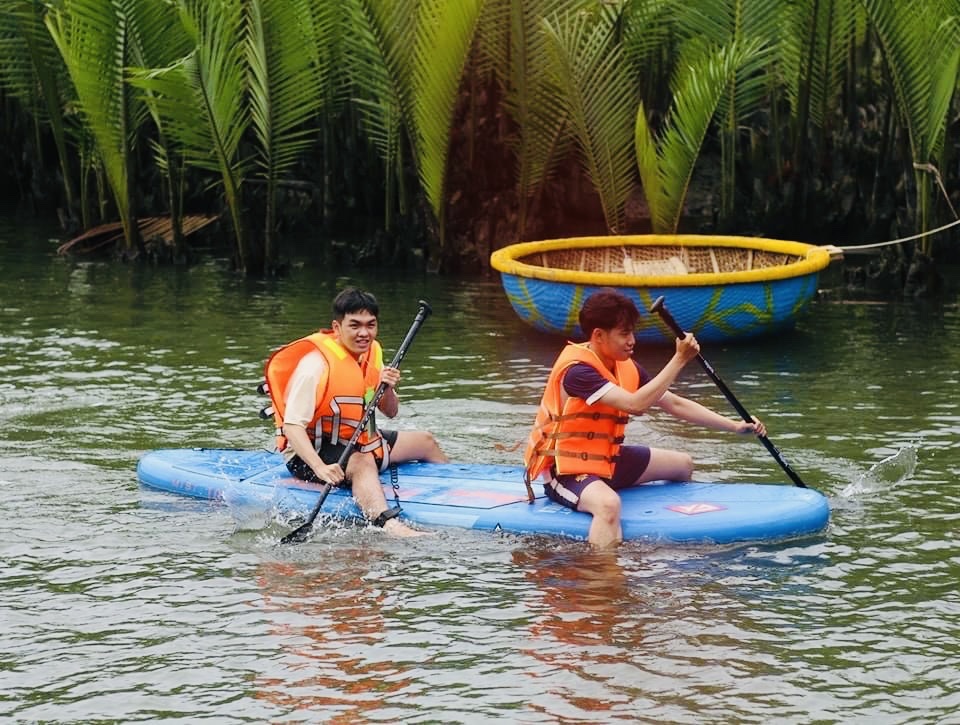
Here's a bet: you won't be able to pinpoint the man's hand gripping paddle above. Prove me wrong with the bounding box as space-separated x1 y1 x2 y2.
649 296 808 488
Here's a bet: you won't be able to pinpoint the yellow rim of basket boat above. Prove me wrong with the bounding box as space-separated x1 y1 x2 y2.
489 235 833 287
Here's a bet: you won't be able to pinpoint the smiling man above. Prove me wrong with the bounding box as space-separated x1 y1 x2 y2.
523 289 766 548
265 287 447 537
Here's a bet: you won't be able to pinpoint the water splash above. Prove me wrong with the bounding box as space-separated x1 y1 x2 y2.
222 480 279 531
840 445 918 497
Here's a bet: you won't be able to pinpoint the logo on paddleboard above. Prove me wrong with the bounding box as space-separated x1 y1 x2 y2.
666 502 726 515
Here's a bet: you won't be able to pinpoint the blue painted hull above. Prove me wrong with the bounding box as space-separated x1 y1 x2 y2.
499 273 820 343
137 449 830 545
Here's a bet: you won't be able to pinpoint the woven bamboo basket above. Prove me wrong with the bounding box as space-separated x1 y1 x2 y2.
489 235 839 343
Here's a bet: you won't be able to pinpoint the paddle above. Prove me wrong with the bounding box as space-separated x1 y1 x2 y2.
279 300 434 544
649 296 808 488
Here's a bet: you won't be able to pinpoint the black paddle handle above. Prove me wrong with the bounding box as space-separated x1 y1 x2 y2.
333 299 433 469
649 296 808 488
280 300 433 543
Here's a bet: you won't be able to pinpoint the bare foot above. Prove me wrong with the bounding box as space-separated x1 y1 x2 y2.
382 518 433 537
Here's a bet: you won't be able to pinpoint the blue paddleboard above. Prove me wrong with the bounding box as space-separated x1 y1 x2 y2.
137 448 829 545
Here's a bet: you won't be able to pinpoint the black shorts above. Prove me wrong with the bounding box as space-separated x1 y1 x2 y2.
543 444 651 510
286 429 399 483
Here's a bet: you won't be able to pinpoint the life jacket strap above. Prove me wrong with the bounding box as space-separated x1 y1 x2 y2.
257 381 273 419
546 431 625 443
553 411 629 425
545 449 616 463
522 471 536 504
311 433 384 458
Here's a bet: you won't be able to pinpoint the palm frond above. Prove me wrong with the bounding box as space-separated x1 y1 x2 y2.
128 0 250 267
246 0 323 267
119 0 190 250
620 0 675 103
635 42 749 232
669 0 780 220
0 0 76 212
247 0 321 176
777 0 862 130
863 0 960 247
410 0 485 234
297 0 352 108
502 0 592 236
473 0 510 83
351 0 414 226
542 6 638 233
46 0 139 247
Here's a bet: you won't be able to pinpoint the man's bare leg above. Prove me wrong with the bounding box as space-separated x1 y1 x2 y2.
390 430 448 463
576 480 623 548
346 452 428 537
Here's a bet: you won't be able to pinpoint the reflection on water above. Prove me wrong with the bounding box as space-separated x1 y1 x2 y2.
253 552 408 721
2 220 960 721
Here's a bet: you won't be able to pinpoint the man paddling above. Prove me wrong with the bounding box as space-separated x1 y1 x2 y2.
264 287 447 537
524 289 766 548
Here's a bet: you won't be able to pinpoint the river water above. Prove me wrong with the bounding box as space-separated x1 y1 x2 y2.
1 217 958 723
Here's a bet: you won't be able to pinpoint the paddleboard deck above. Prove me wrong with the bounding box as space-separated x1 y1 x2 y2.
137 448 830 544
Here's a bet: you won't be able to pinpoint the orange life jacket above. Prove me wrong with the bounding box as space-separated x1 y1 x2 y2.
263 331 386 463
523 343 640 500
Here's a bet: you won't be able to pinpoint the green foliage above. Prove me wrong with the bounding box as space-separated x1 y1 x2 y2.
778 0 863 131
541 5 638 233
0 0 76 213
636 41 756 233
354 0 484 248
128 0 250 267
1 0 960 276
669 0 777 221
352 0 415 229
480 0 592 237
247 0 323 269
410 0 485 244
862 0 960 253
46 0 142 249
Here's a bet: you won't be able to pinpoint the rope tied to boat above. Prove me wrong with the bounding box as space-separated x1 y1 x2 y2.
837 216 960 252
836 162 959 253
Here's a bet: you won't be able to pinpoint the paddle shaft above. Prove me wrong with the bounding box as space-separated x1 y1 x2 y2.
280 300 434 543
649 296 808 488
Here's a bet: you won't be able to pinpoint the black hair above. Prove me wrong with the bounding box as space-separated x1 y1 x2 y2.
332 287 379 320
579 288 639 337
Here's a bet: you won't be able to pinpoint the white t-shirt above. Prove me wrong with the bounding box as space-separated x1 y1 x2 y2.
280 349 327 462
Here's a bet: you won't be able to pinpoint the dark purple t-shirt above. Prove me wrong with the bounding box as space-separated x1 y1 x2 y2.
562 360 651 403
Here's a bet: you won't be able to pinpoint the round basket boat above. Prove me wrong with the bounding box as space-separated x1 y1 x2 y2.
489 235 837 343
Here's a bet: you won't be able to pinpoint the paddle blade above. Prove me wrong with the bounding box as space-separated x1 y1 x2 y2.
279 520 315 544
279 482 332 544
